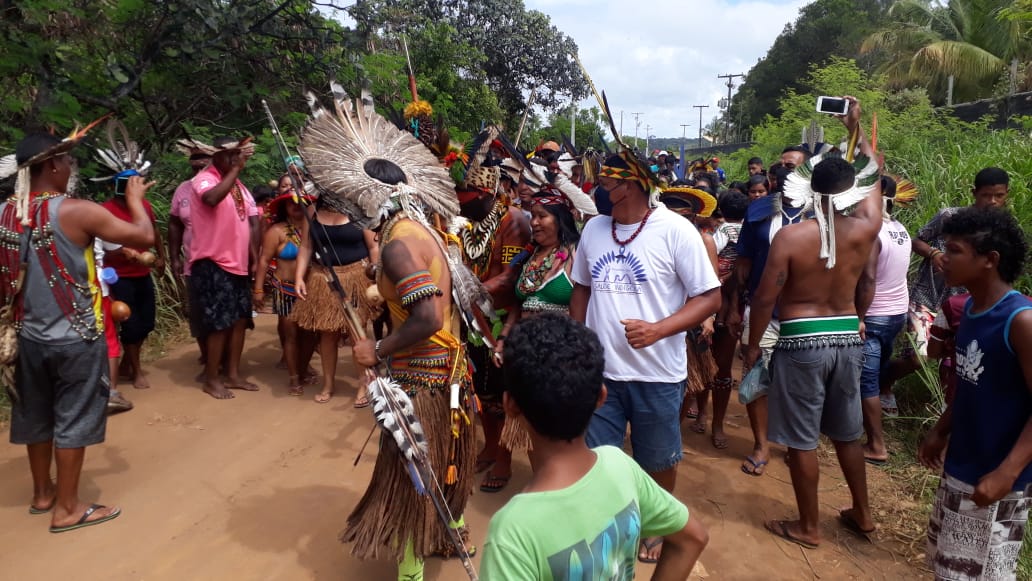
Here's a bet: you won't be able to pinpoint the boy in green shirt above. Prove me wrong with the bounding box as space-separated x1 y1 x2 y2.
481 313 709 580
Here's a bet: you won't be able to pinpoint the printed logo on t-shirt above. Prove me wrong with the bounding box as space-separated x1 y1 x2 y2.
590 247 648 295
198 179 213 189
546 501 640 580
956 339 985 384
888 229 910 246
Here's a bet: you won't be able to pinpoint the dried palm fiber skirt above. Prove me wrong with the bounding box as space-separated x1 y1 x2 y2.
686 327 717 395
290 261 380 334
341 346 476 561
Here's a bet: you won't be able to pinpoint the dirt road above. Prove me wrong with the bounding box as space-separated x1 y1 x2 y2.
0 316 924 580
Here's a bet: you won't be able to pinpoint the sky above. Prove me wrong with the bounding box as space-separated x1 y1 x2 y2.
524 0 810 139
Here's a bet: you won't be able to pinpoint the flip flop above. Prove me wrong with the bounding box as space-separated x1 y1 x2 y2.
287 384 304 397
353 396 370 409
711 434 729 450
765 520 818 550
637 537 663 564
741 455 768 476
29 501 55 515
838 510 876 542
864 456 887 467
479 474 511 493
314 392 333 404
49 504 121 534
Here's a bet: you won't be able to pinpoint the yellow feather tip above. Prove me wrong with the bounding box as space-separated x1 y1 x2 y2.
404 100 434 120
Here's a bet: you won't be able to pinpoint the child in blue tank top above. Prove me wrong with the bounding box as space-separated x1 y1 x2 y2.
919 207 1032 581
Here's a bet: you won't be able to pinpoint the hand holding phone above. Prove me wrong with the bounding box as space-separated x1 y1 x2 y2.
816 96 849 116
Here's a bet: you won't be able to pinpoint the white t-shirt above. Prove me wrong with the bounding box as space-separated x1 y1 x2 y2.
572 205 721 382
868 218 911 317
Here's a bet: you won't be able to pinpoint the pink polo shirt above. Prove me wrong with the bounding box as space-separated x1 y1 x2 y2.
170 179 195 276
189 166 257 276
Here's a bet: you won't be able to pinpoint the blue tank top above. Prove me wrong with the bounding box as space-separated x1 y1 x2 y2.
944 290 1032 490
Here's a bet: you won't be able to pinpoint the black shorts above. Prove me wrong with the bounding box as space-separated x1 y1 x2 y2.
9 337 109 448
469 343 505 416
110 275 156 344
185 276 206 339
191 259 251 334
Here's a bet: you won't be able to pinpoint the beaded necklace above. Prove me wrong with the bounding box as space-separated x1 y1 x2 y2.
285 222 302 247
517 244 569 297
611 207 654 247
0 204 26 323
26 193 101 341
459 199 506 279
230 183 246 221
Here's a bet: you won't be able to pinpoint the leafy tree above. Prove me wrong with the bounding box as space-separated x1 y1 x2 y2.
724 0 893 133
350 0 587 128
523 106 607 152
861 0 1031 104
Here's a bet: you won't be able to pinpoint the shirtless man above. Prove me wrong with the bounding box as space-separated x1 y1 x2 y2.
744 96 881 549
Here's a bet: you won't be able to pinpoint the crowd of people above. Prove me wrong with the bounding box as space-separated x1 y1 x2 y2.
2 88 1029 581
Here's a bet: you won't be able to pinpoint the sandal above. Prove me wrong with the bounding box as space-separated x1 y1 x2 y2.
765 519 818 550
49 504 121 534
638 537 663 564
741 455 768 476
479 473 511 493
287 383 304 397
314 392 333 404
839 509 876 542
353 395 370 409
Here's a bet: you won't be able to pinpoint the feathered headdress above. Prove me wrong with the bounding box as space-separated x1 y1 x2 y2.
0 114 110 226
174 137 254 157
782 153 880 269
572 53 658 196
522 161 597 217
299 83 458 229
89 119 152 182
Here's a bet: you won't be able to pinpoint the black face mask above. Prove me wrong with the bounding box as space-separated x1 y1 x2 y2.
459 196 494 222
593 186 613 216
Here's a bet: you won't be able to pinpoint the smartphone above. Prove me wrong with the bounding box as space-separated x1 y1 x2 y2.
114 175 129 196
816 96 849 116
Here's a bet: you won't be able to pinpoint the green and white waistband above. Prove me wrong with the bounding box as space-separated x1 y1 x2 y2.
776 316 862 350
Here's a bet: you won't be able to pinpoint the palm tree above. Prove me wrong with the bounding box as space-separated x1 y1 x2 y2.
861 0 1030 104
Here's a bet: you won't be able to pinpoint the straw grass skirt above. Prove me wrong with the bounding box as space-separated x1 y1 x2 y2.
290 261 380 335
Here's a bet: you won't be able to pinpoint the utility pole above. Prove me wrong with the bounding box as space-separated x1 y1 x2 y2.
717 73 744 144
692 105 708 148
680 123 690 143
632 112 643 151
645 124 652 154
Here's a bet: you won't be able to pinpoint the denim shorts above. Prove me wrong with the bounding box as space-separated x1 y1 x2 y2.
586 380 686 472
861 314 906 399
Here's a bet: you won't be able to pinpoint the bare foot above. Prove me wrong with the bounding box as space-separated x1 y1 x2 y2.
689 415 707 434
287 376 304 397
839 507 876 538
203 380 235 400
51 502 121 531
224 378 259 392
301 373 320 385
132 371 151 390
314 390 333 404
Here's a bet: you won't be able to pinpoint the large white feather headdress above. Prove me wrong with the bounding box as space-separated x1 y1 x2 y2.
523 160 598 218
782 153 880 269
299 83 458 229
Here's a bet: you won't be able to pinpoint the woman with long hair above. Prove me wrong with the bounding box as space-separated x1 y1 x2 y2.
746 174 770 201
292 197 381 405
485 161 596 492
253 191 316 396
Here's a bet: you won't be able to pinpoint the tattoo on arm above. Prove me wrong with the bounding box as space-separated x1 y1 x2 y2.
775 270 786 287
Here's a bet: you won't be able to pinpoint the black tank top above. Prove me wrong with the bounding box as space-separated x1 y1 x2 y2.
311 221 369 266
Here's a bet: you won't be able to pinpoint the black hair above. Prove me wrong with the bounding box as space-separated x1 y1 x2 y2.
880 175 898 214
503 313 605 442
727 181 748 195
747 174 769 191
810 157 856 195
252 184 276 205
719 190 750 221
602 153 629 169
974 167 1009 189
769 164 792 194
748 157 763 166
942 207 1028 283
781 145 811 159
364 158 407 185
531 199 581 246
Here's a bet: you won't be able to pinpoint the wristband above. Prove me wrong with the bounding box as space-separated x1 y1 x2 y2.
375 340 385 362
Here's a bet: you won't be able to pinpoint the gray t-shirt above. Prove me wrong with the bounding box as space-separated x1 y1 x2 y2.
910 207 965 309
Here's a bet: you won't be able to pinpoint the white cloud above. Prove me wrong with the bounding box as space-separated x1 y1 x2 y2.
525 0 809 139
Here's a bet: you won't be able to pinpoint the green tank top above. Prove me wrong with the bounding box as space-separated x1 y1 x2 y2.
516 269 574 313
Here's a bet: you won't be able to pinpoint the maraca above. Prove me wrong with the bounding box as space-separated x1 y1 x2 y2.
137 251 157 266
110 300 132 323
365 284 383 306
